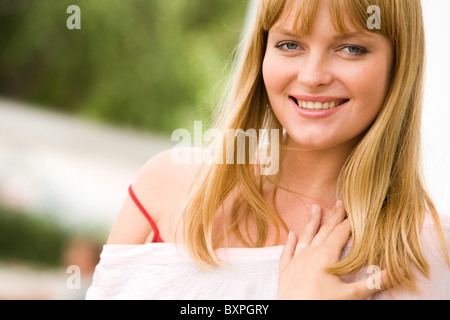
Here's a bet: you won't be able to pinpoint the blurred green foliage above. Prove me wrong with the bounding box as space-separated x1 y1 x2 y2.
0 0 247 134
0 205 70 266
0 205 106 267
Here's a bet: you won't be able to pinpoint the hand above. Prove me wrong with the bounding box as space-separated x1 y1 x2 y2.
277 202 389 300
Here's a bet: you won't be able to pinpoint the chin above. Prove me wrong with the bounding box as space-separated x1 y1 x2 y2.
284 129 358 152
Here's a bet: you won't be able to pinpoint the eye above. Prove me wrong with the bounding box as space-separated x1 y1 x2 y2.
275 42 302 51
341 46 366 55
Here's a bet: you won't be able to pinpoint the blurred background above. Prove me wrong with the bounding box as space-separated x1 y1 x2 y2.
0 0 449 300
0 0 249 299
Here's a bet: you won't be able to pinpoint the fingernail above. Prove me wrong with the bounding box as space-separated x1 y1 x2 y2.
311 204 320 215
336 200 343 209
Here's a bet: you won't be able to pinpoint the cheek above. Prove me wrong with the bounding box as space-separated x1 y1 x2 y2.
262 53 294 98
344 60 391 117
262 57 279 97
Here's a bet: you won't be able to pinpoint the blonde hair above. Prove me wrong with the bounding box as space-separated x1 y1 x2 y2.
181 0 450 290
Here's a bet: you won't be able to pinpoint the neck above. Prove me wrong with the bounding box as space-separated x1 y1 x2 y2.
275 136 358 210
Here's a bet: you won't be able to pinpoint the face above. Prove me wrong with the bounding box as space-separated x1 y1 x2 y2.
262 1 394 152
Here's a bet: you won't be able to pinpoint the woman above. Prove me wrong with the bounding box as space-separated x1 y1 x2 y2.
87 0 450 300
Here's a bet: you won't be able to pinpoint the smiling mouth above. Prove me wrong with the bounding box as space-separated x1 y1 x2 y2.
290 97 350 110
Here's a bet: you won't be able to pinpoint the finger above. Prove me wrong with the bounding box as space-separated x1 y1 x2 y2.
327 200 347 225
279 231 297 273
311 201 347 247
294 205 322 256
348 269 391 300
323 219 352 260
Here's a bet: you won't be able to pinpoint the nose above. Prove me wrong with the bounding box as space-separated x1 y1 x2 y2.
297 52 333 89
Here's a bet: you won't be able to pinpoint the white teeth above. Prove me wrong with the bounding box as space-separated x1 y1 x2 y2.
297 100 345 110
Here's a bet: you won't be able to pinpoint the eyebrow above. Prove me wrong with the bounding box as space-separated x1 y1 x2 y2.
332 32 376 40
270 28 375 40
269 28 300 37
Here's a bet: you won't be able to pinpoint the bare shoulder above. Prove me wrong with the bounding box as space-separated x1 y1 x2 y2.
107 148 204 245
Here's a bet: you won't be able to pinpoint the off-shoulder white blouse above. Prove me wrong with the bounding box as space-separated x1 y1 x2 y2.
86 214 450 300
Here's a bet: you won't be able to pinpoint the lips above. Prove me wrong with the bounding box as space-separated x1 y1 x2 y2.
289 96 350 110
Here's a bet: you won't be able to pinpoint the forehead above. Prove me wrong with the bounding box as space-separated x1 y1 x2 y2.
267 0 370 36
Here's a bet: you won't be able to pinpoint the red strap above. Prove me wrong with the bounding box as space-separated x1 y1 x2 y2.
128 185 164 243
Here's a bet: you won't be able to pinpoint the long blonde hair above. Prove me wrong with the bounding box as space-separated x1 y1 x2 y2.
181 0 450 290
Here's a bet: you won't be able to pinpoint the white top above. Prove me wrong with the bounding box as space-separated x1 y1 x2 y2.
86 215 450 300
